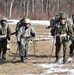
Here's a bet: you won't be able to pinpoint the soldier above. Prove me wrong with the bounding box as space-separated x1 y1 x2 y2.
69 15 74 56
0 17 11 60
50 12 73 63
17 18 35 62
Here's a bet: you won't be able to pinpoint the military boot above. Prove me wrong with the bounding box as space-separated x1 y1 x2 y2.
24 51 30 60
2 54 6 60
20 56 24 62
63 58 71 64
24 54 30 60
55 59 59 63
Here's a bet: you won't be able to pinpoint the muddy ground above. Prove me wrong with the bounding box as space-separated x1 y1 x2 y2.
0 24 74 75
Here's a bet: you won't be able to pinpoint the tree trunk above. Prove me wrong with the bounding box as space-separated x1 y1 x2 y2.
41 0 44 13
26 0 29 17
57 0 60 13
9 0 14 19
48 0 50 18
20 0 23 8
70 0 72 17
32 0 34 13
22 0 26 17
46 0 48 13
5 0 8 17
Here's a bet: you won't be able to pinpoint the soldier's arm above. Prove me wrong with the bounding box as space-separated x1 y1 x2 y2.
17 27 23 42
67 23 73 36
7 25 11 36
31 26 35 37
0 28 2 35
7 25 11 40
15 22 19 33
11 32 16 35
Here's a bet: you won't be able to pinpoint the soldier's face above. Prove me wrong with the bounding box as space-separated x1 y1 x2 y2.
60 19 66 24
1 21 6 27
25 23 30 28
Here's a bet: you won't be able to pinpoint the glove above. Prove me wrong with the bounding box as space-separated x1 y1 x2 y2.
51 29 55 36
46 27 49 29
17 41 21 45
69 35 73 41
46 26 50 29
31 33 35 37
7 36 10 40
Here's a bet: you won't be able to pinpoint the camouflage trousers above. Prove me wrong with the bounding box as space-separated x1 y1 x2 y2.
55 36 70 61
19 38 30 57
69 39 74 54
0 38 7 58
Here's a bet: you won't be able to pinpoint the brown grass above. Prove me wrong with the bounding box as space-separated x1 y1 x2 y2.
0 24 73 75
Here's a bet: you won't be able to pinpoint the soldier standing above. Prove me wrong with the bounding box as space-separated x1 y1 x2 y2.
51 12 73 63
17 18 35 62
69 15 74 56
0 17 11 60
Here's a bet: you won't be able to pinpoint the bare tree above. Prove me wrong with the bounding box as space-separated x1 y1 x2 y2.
46 0 48 13
0 0 74 19
22 0 29 17
26 0 29 17
41 0 44 13
47 0 50 18
57 0 60 13
5 0 8 17
22 0 26 17
70 0 72 17
9 0 15 19
20 0 23 8
32 0 34 13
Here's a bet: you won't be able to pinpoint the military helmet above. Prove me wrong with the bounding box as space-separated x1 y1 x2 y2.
24 18 30 23
1 17 7 21
59 12 67 19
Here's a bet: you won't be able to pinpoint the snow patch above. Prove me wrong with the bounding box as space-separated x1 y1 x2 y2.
69 69 74 75
31 20 50 25
35 61 74 75
7 19 50 25
38 63 57 68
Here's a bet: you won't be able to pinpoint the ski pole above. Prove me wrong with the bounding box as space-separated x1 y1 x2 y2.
32 38 36 57
13 46 19 59
49 36 55 63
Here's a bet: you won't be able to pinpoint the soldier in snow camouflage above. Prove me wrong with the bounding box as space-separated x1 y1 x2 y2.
17 18 35 62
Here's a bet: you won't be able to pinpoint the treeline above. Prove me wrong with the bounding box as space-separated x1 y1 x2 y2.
0 0 74 20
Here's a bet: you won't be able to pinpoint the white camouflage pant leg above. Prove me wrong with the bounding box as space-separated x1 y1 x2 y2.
19 39 30 57
19 44 25 57
25 40 30 57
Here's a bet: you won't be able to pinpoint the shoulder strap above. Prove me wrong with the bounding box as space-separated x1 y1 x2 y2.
66 23 68 31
